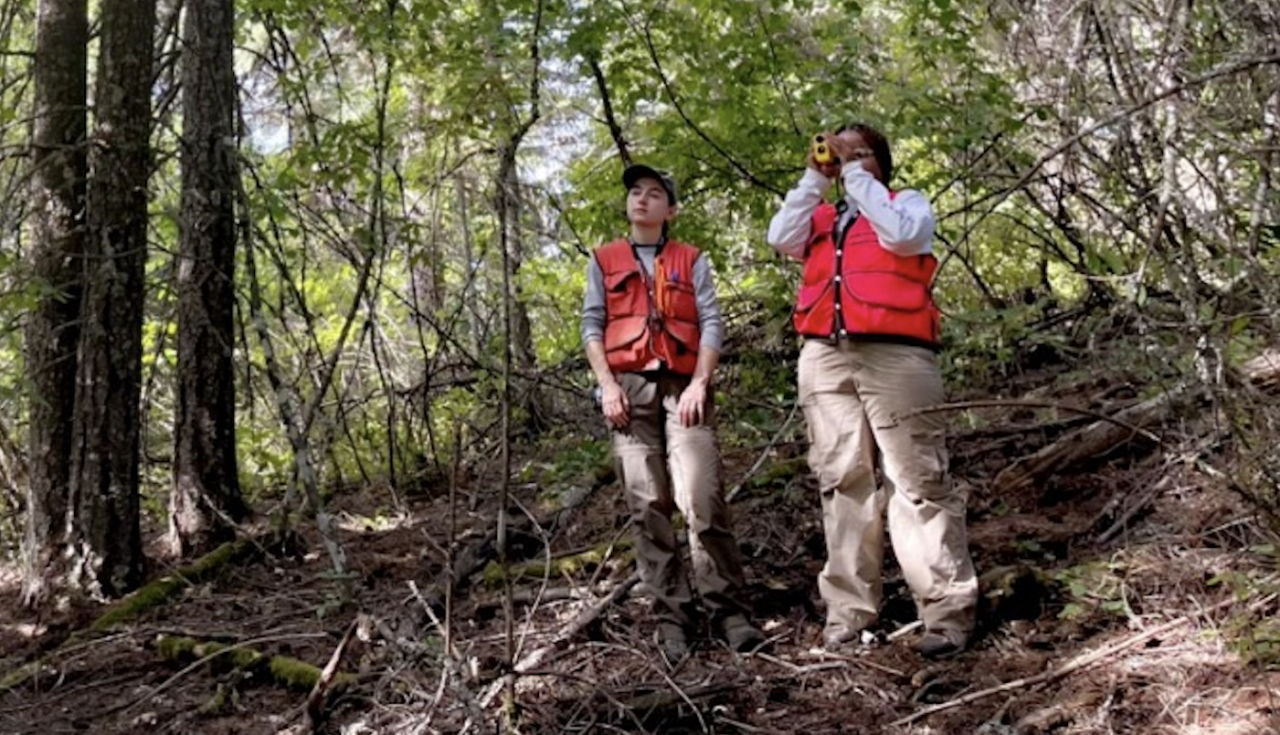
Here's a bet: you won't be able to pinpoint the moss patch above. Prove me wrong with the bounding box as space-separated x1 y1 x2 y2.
93 539 257 631
481 540 633 589
154 634 351 693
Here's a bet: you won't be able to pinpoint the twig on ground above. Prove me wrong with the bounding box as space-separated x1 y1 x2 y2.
890 595 1242 728
754 651 850 676
727 401 801 502
461 572 641 733
1098 476 1173 544
801 648 907 678
305 616 359 730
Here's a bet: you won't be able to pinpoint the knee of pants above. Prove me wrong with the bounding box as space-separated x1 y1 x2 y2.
615 448 669 499
884 444 953 506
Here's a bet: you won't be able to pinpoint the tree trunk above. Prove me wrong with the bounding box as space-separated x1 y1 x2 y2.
496 142 545 434
69 0 154 596
21 0 88 607
169 0 244 557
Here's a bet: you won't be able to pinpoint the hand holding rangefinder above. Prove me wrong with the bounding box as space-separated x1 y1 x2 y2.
811 134 835 165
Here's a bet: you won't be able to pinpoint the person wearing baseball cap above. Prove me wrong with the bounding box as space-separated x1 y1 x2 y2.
581 163 765 664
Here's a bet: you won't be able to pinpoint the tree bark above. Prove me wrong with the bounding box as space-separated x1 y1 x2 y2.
169 0 244 557
70 0 155 596
21 0 88 606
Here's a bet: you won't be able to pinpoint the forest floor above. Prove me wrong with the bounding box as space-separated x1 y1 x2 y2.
4 347 1280 734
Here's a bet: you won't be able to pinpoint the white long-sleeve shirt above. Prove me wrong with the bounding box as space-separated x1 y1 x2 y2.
766 166 936 259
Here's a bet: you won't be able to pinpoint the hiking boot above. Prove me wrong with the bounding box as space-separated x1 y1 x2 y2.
721 614 766 652
916 628 970 659
823 617 876 650
657 622 689 664
823 622 856 649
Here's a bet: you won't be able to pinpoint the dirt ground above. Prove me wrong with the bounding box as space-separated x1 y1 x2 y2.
4 371 1280 734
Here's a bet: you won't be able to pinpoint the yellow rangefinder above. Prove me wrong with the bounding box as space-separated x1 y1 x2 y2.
812 134 834 165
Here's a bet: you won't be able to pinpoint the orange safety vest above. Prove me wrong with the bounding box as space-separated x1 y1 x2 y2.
793 199 941 349
595 238 702 375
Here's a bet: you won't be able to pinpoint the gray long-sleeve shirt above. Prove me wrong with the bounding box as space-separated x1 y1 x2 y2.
581 243 724 352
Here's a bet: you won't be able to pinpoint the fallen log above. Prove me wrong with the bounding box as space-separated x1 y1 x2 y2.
992 387 1185 494
153 634 348 692
0 538 259 694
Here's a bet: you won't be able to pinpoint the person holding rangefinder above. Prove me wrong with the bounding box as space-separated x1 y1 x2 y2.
767 124 978 659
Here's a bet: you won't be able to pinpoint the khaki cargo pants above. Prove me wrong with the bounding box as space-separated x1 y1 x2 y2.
799 339 977 635
611 371 748 625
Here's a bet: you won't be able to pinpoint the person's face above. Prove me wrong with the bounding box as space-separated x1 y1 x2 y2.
626 177 676 227
834 129 882 183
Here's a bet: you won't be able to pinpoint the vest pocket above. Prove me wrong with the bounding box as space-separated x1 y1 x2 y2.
662 279 698 322
604 316 647 349
604 268 640 292
843 272 929 311
795 280 833 314
664 319 700 352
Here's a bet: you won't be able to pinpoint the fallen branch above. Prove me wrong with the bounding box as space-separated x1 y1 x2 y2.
85 631 335 721
152 634 349 693
901 399 1162 442
727 402 801 502
1097 475 1173 544
93 539 258 631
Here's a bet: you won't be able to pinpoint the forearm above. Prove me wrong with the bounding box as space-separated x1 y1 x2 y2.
693 256 725 351
585 340 617 388
841 166 935 255
689 346 720 388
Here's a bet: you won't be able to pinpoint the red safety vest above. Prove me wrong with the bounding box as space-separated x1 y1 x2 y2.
793 200 941 349
595 239 702 375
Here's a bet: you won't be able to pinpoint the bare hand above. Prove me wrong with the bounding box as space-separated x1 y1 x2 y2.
807 134 842 179
600 381 630 429
677 381 708 427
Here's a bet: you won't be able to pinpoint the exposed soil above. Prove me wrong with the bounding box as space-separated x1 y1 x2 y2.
4 359 1280 734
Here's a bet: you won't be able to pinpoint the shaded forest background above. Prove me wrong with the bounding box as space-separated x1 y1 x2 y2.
2 0 1280 732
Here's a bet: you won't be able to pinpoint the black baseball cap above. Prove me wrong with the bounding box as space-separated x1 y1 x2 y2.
622 164 678 205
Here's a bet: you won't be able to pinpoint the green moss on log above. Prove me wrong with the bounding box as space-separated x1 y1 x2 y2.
267 655 325 690
0 663 41 694
481 541 633 589
3 541 258 695
93 539 256 631
155 634 352 693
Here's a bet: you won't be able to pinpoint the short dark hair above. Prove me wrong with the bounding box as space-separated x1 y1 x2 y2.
837 122 893 185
